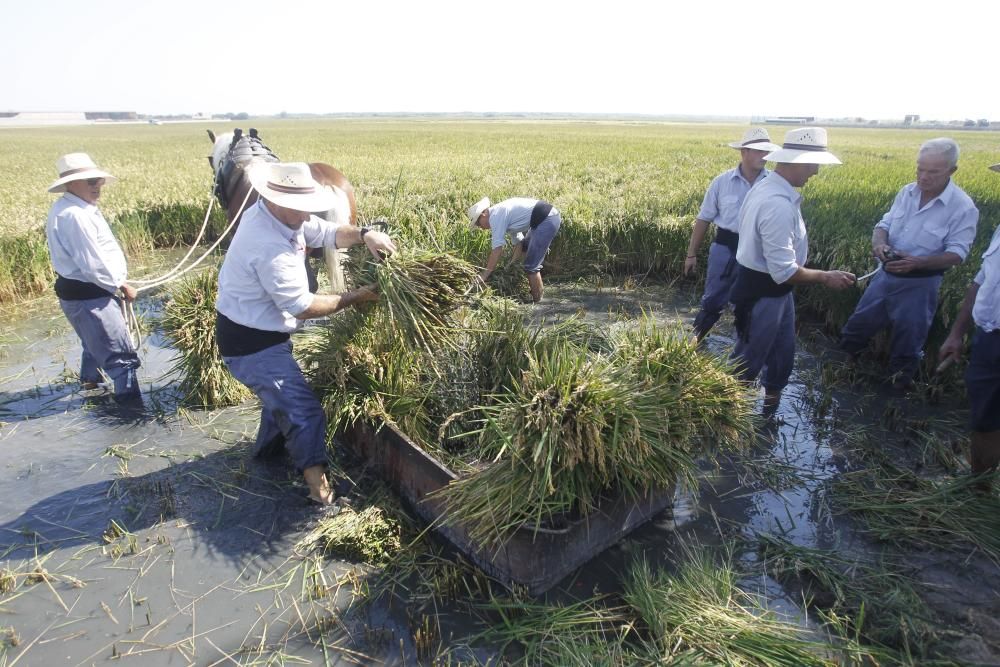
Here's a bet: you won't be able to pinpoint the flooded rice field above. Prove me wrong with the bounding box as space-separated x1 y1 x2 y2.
1 275 998 665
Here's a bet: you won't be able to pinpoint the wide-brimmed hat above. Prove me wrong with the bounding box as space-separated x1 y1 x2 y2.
47 153 117 193
247 162 341 212
467 197 491 229
728 127 781 152
765 127 841 165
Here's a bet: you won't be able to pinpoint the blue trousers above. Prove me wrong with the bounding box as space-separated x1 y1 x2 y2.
59 296 140 398
693 242 738 338
223 341 328 472
730 292 796 393
522 212 561 273
839 271 942 379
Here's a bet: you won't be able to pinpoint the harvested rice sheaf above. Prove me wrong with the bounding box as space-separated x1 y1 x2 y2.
297 504 402 567
160 267 252 407
437 317 755 546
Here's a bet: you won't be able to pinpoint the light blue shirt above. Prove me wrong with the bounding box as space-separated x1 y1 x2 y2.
973 226 1000 333
735 172 808 284
488 198 559 250
874 180 979 260
46 193 128 293
216 199 345 333
696 165 769 232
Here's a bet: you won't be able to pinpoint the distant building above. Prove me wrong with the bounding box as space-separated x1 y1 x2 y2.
903 114 920 125
764 116 816 124
0 111 138 127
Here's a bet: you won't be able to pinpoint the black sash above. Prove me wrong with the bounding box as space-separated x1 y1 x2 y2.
730 266 794 343
216 311 290 358
890 268 947 279
714 228 739 252
55 275 113 300
529 200 554 229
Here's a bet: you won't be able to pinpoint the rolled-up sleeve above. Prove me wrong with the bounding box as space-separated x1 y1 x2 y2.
257 252 314 316
302 217 346 249
759 204 800 284
943 206 979 260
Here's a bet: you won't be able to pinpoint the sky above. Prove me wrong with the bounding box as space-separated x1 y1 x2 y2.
3 0 996 121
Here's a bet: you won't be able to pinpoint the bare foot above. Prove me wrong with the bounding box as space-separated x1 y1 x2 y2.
303 465 334 505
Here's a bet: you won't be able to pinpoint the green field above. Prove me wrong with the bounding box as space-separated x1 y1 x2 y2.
3 119 999 338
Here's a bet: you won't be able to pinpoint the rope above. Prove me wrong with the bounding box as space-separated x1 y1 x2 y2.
129 194 215 285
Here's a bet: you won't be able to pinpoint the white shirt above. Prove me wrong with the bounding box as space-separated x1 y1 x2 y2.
973 226 1000 333
216 199 345 333
874 180 979 260
488 198 559 250
46 193 128 293
696 165 769 232
735 172 808 284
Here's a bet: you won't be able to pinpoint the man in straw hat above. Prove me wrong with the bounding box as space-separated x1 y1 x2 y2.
216 162 398 506
468 196 562 303
839 138 979 391
45 153 142 405
684 128 781 341
936 160 1000 491
729 128 856 413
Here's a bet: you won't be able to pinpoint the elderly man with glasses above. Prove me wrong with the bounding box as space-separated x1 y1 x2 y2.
45 153 142 405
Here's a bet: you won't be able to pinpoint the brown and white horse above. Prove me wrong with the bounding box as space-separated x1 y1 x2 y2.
206 128 355 292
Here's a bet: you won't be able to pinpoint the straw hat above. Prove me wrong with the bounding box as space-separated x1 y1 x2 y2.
728 127 781 152
247 162 341 212
765 127 841 165
467 197 491 229
47 153 117 193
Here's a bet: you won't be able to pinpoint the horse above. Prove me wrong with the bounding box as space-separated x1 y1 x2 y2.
206 127 356 292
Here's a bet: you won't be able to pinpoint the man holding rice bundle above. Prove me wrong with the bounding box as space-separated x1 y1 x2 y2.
45 153 142 406
839 138 979 391
730 128 856 413
468 196 561 303
938 160 1000 491
216 162 397 506
684 128 780 342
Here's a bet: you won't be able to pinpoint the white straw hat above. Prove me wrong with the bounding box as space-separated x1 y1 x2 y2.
728 127 781 152
467 197 491 229
247 162 341 212
765 127 841 165
47 153 117 193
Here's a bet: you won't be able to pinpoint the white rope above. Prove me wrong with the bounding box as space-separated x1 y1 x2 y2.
129 193 216 285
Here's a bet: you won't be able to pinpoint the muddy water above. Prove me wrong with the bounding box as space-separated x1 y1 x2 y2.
1 277 997 664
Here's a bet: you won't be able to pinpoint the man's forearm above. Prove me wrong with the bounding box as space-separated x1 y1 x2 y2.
687 219 711 256
483 247 505 274
946 282 980 340
295 287 373 319
916 252 963 271
785 266 828 285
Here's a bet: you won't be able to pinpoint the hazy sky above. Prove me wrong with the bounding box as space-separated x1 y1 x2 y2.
4 0 996 120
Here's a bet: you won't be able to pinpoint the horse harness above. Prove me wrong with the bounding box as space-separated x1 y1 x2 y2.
214 128 280 208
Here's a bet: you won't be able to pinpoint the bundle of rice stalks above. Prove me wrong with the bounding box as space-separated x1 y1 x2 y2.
436 323 754 546
757 533 938 656
487 259 530 298
346 247 479 353
831 464 1000 564
160 266 252 407
296 504 402 567
623 547 867 666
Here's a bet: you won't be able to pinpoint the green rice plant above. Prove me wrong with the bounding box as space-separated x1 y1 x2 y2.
757 533 938 657
623 546 853 667
160 265 253 407
831 464 1000 563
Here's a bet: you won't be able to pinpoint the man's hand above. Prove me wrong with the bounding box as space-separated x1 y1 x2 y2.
884 250 923 274
937 334 964 372
873 243 892 262
823 270 856 290
355 284 380 304
477 271 490 284
683 256 697 276
120 283 137 302
362 230 397 260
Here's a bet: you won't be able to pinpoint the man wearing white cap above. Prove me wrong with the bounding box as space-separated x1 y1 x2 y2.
467 196 561 303
216 162 397 506
730 128 856 412
839 138 979 390
937 160 1000 491
684 128 781 341
45 153 142 404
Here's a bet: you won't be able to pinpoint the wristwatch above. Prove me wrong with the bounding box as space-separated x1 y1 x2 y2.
359 226 373 239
